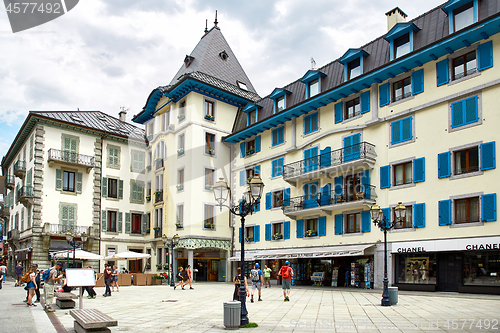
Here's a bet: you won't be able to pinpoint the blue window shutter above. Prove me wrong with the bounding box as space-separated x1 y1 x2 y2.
320 147 331 168
413 203 426 228
482 193 497 222
465 96 478 124
401 117 412 142
438 152 451 178
412 69 424 95
334 176 343 197
391 120 401 144
280 127 284 143
284 221 290 239
481 141 496 171
265 223 271 241
255 136 261 153
271 129 277 146
380 165 390 189
240 142 245 158
312 112 318 132
265 192 272 210
320 183 331 206
438 200 452 226
283 188 290 206
254 165 261 176
361 211 371 233
278 158 284 176
239 227 242 243
271 160 277 177
240 170 245 186
296 220 304 238
451 100 464 128
478 41 493 71
413 157 425 183
361 169 371 199
254 225 260 242
334 214 343 235
360 91 370 114
436 59 449 86
334 102 343 123
379 83 390 107
254 200 260 212
318 216 326 236
381 208 391 228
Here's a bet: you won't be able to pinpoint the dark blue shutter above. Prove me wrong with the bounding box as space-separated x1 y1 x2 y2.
254 225 260 242
271 160 277 177
438 152 451 178
451 100 464 127
265 223 271 241
361 169 371 199
465 96 478 124
318 216 327 236
436 59 449 86
361 211 371 233
401 117 412 142
278 158 284 176
320 147 331 168
240 170 245 186
438 200 452 226
380 165 390 189
413 157 425 183
381 208 391 228
334 102 343 123
265 192 272 210
478 41 493 71
334 214 343 235
255 136 261 153
481 193 497 222
239 227 242 243
312 112 319 132
279 127 284 143
379 83 390 107
481 141 496 171
283 188 290 206
334 176 343 200
296 220 304 238
320 184 331 206
254 200 260 212
360 91 370 114
284 221 290 239
391 120 401 144
240 142 245 158
412 69 424 95
413 203 426 228
254 165 260 176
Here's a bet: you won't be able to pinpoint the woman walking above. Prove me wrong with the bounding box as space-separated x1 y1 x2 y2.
112 266 119 292
26 265 37 307
183 265 194 289
233 267 249 301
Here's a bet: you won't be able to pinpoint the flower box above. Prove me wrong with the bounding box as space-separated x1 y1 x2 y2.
146 229 150 233
204 114 214 121
177 148 184 154
206 149 215 155
273 234 283 240
163 265 169 270
306 230 317 237
146 195 151 201
177 114 185 120
146 265 151 269
246 150 254 155
156 264 162 270
245 237 254 242
175 223 183 228
204 223 214 229
154 227 160 231
205 185 213 190
176 184 183 190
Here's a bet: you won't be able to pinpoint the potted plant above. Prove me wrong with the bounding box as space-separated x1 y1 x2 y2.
306 230 317 237
205 223 214 229
176 184 183 190
177 148 184 154
177 114 185 120
245 237 254 242
204 114 214 121
146 264 151 269
163 264 169 270
207 149 215 155
154 227 160 231
246 149 254 155
146 228 151 233
146 195 151 201
205 185 213 190
156 264 162 270
175 222 182 228
273 233 283 240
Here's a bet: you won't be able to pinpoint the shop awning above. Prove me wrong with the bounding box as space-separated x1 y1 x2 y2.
174 238 232 251
228 253 256 262
253 244 375 260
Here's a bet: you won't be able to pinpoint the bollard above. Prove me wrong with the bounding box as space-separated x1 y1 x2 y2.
388 286 398 305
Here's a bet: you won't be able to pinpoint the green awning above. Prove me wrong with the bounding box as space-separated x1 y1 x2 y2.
174 238 231 251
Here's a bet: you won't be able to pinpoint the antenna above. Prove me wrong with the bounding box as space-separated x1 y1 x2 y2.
311 57 316 70
204 19 208 33
214 10 218 27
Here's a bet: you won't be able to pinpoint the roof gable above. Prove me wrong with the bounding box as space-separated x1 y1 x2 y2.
384 22 421 41
300 70 326 83
339 48 370 65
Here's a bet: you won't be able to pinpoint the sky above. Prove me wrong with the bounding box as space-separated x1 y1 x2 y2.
0 0 444 166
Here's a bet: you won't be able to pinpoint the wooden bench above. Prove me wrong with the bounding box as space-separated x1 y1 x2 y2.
70 309 118 333
55 292 78 309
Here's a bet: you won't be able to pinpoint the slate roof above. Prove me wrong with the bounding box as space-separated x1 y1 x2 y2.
230 0 500 134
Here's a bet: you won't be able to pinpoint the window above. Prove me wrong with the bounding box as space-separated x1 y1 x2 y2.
245 226 255 242
345 97 360 119
245 168 254 182
394 161 412 186
394 34 410 59
394 205 413 229
205 168 215 190
108 146 120 169
60 205 76 233
451 96 478 128
345 213 361 234
147 151 152 170
131 151 145 172
29 136 33 161
454 2 474 32
348 58 361 80
272 222 283 240
177 169 184 191
103 178 123 199
393 77 412 102
455 197 480 224
454 146 479 175
205 133 215 155
391 116 412 145
204 100 215 121
237 81 248 90
248 109 257 125
204 204 215 229
246 139 255 156
155 207 162 228
146 182 151 201
272 126 285 146
131 213 142 234
147 120 154 137
276 97 285 112
161 111 170 131
130 181 144 203
452 51 477 80
271 158 284 178
176 204 184 228
107 211 117 232
305 218 318 237
62 136 78 163
309 79 319 98
178 133 185 155
63 171 75 192
178 101 186 122
304 112 319 135
272 190 283 208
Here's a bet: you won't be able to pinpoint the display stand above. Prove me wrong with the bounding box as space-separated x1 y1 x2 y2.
65 268 96 310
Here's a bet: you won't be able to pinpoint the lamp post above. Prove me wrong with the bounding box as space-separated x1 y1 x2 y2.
65 232 88 268
370 202 406 306
162 234 179 287
213 174 264 326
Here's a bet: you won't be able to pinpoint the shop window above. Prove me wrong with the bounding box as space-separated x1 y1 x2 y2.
348 58 361 80
394 34 410 59
345 213 361 234
454 2 474 32
395 253 437 285
272 222 283 240
464 252 500 286
345 97 360 120
131 213 142 234
107 211 117 232
455 196 480 224
393 205 413 229
392 77 412 102
454 146 479 175
305 218 318 237
393 161 412 186
452 51 477 80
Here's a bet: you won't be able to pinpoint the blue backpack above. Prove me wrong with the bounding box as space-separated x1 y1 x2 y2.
42 269 52 281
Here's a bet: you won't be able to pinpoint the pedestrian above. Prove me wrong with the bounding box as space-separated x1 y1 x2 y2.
15 262 24 287
278 261 294 301
250 263 263 302
26 264 38 307
0 266 3 289
0 262 7 283
174 267 184 290
43 262 62 312
344 269 350 287
34 265 41 302
183 265 194 289
263 265 272 288
111 265 119 292
103 264 113 297
85 266 97 299
233 267 249 301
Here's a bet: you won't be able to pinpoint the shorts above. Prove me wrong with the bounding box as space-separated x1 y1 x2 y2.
252 281 261 290
282 280 291 290
264 277 270 283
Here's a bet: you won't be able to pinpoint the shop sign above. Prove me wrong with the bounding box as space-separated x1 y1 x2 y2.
464 243 500 251
392 236 500 253
397 247 427 253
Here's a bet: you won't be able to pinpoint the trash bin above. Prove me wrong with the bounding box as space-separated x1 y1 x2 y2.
223 301 241 329
388 286 398 305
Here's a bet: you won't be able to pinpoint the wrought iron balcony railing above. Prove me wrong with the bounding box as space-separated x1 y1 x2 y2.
4 175 15 189
155 190 163 204
155 158 164 170
48 149 95 167
13 160 26 177
17 186 34 203
49 223 89 235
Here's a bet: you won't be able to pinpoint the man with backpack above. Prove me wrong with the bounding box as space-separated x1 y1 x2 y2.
278 261 294 302
250 263 263 303
15 262 24 287
43 262 62 312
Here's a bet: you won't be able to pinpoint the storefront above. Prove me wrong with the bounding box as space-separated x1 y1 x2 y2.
392 236 500 294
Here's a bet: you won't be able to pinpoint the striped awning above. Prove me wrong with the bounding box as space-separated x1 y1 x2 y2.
174 238 231 251
252 244 375 260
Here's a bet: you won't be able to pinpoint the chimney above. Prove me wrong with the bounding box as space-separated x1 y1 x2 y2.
119 108 127 122
386 7 407 31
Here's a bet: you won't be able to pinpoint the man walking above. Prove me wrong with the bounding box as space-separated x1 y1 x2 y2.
250 263 263 303
278 261 294 301
174 267 185 290
43 262 62 312
0 262 7 283
103 264 112 297
0 266 3 289
263 265 272 288
15 262 24 287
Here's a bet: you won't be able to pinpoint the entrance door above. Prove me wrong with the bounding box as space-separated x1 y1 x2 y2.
345 174 361 202
343 134 361 162
438 253 462 292
218 260 226 282
128 249 143 273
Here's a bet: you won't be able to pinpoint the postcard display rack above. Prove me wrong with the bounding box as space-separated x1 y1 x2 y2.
290 263 306 285
331 268 339 287
364 262 373 289
350 263 361 287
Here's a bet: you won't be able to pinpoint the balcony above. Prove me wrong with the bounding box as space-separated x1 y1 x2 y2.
283 142 376 186
7 229 19 241
154 190 163 204
4 175 15 190
0 206 9 219
282 185 377 218
13 161 26 178
17 186 34 207
154 227 162 239
49 223 89 236
155 158 164 170
47 149 95 173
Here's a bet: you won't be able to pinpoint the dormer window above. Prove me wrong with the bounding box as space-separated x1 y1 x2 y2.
269 88 291 114
276 96 285 112
348 58 361 80
300 70 326 99
237 81 248 90
394 34 410 59
184 55 195 68
309 79 319 97
454 2 474 32
339 49 369 82
384 22 420 61
242 103 262 126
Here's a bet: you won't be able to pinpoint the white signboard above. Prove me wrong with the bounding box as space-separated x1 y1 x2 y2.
392 236 500 253
65 268 96 287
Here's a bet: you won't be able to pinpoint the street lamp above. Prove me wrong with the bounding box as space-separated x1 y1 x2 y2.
371 202 405 306
65 231 87 268
213 174 264 326
162 234 179 287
